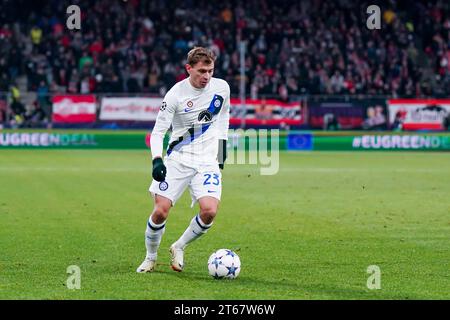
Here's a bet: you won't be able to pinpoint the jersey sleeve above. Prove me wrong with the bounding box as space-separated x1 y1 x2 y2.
217 83 230 140
150 89 178 159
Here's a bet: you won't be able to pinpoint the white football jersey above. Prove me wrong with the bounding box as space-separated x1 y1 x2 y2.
151 77 230 167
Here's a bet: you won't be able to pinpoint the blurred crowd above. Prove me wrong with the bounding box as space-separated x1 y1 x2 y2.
0 0 449 105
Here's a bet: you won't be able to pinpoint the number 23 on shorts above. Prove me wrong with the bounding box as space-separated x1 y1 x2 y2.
203 173 220 186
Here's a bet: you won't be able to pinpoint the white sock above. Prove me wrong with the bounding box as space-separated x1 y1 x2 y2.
174 214 213 250
145 216 166 261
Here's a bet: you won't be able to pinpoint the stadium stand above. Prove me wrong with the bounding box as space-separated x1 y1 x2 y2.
0 0 448 127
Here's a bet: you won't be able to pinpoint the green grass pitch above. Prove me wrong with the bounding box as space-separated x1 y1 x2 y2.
0 149 449 299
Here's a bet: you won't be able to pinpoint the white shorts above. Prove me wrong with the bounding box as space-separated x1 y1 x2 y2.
149 158 222 206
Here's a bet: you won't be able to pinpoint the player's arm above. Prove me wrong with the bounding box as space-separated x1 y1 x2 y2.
150 92 177 181
217 84 231 169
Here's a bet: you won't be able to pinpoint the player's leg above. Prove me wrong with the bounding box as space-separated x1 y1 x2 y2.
172 196 218 248
170 168 222 271
170 197 219 272
198 196 219 224
136 195 172 273
137 159 193 273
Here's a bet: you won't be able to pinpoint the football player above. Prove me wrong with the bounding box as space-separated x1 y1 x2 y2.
137 47 230 273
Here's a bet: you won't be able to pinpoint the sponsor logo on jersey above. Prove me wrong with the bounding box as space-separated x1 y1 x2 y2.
198 110 213 122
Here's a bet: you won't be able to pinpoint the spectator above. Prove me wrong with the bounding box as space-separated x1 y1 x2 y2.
9 83 26 127
25 100 48 127
0 0 447 100
443 112 450 131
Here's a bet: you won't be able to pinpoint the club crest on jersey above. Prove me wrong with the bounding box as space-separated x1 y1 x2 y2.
198 110 213 122
160 101 167 111
159 181 169 191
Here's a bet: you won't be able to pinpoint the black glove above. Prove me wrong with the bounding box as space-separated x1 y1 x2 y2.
218 139 227 170
152 157 167 182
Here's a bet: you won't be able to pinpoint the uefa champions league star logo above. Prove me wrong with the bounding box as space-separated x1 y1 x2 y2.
214 100 221 108
159 181 169 191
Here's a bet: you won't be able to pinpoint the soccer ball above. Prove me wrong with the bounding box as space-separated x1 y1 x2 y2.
207 249 241 279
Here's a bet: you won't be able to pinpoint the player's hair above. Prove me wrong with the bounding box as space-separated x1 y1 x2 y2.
187 47 216 66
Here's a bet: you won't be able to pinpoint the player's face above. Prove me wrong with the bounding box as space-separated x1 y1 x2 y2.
186 61 214 89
